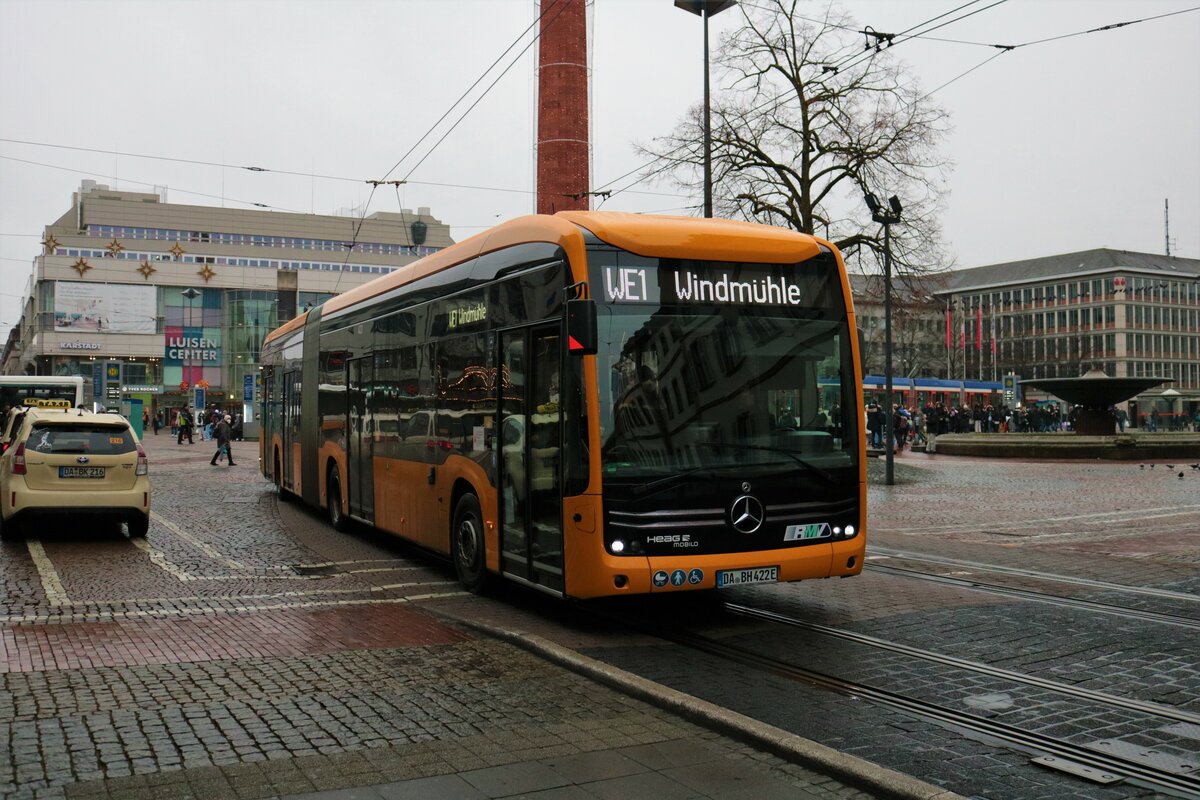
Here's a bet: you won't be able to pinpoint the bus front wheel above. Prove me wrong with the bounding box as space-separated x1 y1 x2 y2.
327 465 349 532
452 493 488 593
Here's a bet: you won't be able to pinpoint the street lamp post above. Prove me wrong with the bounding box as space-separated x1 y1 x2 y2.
864 192 902 486
675 0 737 218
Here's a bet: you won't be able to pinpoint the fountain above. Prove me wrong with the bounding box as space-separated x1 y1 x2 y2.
927 370 1199 459
1022 369 1170 435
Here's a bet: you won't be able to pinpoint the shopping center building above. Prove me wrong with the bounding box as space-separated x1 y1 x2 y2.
1 181 451 431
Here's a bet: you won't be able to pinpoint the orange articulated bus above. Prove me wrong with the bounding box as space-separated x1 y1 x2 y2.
259 212 865 599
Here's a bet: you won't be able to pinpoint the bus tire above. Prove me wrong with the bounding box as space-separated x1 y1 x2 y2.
274 451 290 502
327 464 349 532
452 493 488 593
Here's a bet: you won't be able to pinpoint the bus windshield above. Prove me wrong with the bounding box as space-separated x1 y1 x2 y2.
0 379 83 412
591 250 858 479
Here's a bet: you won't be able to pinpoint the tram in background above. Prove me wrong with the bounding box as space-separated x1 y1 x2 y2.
862 375 1003 410
0 376 86 412
259 212 865 599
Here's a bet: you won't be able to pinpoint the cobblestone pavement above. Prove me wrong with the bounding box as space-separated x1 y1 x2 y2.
521 452 1200 800
0 436 887 800
4 436 1197 798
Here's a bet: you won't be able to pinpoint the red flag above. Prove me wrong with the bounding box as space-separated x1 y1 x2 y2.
991 309 997 356
960 317 965 350
976 306 983 351
945 307 951 349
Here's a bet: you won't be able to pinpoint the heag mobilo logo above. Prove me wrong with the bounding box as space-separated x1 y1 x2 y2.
645 533 700 548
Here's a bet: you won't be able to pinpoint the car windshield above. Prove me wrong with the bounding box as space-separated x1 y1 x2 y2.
26 424 135 455
590 249 858 479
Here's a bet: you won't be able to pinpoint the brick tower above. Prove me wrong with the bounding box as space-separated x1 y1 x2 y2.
536 0 589 214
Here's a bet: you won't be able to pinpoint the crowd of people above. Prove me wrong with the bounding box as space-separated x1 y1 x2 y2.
152 405 245 445
136 404 242 466
863 400 1200 452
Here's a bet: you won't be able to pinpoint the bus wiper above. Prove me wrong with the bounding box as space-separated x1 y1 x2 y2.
631 463 746 498
695 442 838 486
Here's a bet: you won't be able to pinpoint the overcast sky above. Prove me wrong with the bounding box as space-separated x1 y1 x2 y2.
1 0 1197 329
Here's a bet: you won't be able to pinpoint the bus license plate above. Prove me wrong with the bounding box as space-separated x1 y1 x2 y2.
59 467 105 478
716 566 779 588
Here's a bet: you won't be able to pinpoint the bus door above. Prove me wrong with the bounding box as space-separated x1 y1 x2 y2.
498 325 564 593
281 371 297 492
348 357 374 521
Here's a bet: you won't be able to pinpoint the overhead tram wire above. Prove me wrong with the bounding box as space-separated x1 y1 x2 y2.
331 0 573 296
900 5 1200 105
908 49 1010 104
592 1 1005 207
600 0 1196 205
0 136 680 218
0 137 496 189
0 153 304 213
1011 4 1200 48
392 0 574 187
817 0 1010 80
375 0 564 186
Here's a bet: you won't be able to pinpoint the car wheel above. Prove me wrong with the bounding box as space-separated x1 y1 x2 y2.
126 515 149 538
0 515 20 540
328 465 349 532
452 493 488 593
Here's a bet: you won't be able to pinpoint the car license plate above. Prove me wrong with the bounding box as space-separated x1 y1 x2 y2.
59 467 105 478
716 566 779 588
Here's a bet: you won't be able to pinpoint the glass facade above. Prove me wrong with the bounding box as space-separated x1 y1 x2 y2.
86 224 435 258
163 286 224 390
52 246 399 276
952 272 1200 389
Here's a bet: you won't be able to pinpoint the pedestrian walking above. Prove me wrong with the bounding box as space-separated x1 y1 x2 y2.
210 414 236 466
152 409 162 435
866 403 883 448
177 405 194 445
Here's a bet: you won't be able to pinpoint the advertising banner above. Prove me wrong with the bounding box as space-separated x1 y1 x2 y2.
54 282 156 333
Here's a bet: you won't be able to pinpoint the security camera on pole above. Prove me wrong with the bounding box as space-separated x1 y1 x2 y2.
864 192 902 486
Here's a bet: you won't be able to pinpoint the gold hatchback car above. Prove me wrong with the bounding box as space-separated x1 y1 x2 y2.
0 407 150 538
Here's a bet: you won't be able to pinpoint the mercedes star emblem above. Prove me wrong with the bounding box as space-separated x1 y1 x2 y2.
729 495 765 534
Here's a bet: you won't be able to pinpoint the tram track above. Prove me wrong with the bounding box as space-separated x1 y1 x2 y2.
869 547 1200 604
722 602 1200 726
610 605 1200 798
864 561 1200 629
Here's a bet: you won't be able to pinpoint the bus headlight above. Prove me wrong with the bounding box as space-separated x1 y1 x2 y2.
844 525 856 538
832 526 842 536
610 539 625 554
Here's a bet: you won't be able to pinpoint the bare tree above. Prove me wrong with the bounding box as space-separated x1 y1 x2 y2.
640 0 953 276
